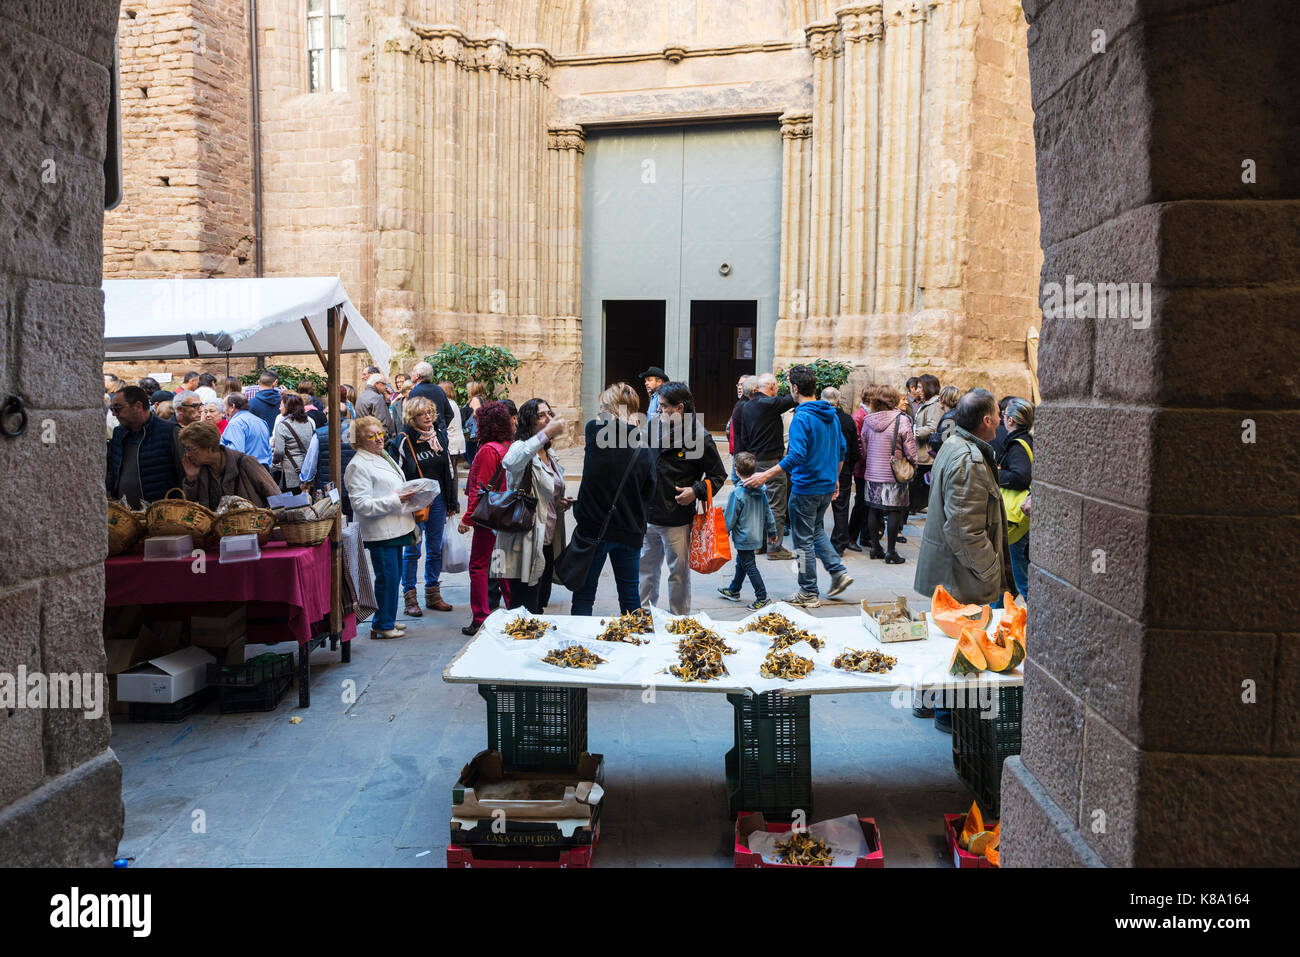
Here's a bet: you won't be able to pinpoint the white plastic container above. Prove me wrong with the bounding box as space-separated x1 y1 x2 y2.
219 533 261 564
143 534 195 561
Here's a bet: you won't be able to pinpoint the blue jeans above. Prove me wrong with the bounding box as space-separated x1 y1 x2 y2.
1009 533 1030 600
570 541 642 617
365 543 404 631
727 549 767 601
788 491 846 596
401 494 447 591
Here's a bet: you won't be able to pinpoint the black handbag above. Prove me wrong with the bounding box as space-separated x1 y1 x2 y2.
554 445 640 592
469 457 536 533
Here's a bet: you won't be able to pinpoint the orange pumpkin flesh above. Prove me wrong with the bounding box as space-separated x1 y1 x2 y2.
958 801 984 850
984 821 1002 865
949 627 988 676
932 585 993 638
985 845 1000 867
982 624 1025 673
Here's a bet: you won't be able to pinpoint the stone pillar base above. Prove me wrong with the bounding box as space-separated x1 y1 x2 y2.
0 750 124 867
1000 756 1105 868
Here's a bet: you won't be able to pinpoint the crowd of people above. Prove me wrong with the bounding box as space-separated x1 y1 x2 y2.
104 359 1034 654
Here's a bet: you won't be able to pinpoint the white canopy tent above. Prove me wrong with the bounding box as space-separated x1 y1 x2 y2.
102 276 389 370
103 276 389 657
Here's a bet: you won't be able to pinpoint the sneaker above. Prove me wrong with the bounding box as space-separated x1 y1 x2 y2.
392 621 407 631
369 628 404 639
766 547 794 561
748 598 772 611
884 552 906 565
827 573 853 597
717 587 742 602
785 591 821 608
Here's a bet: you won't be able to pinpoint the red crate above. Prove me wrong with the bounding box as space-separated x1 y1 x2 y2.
734 813 884 868
446 839 595 869
944 813 997 869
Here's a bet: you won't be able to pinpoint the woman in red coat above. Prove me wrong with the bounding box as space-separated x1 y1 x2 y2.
457 401 514 635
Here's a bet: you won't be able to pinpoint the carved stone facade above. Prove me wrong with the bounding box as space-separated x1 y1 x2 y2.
103 0 1041 417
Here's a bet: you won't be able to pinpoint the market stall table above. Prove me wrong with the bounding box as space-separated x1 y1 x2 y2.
106 539 357 707
443 603 1024 818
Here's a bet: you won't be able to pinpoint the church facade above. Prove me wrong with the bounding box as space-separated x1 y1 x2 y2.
104 0 1041 428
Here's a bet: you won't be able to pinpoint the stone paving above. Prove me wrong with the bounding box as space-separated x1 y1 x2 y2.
111 469 983 867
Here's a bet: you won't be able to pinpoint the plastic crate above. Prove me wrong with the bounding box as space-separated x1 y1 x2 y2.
725 692 812 821
128 686 215 723
446 837 596 868
944 813 997 869
217 671 294 713
478 684 587 771
734 813 884 868
951 685 1022 818
207 652 295 688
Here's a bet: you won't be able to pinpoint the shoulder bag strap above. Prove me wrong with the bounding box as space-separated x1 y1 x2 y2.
593 432 642 543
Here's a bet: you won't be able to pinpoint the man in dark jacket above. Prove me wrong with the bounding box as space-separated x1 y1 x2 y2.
736 371 796 559
824 387 862 553
638 382 727 614
107 386 183 508
248 371 283 433
407 360 453 446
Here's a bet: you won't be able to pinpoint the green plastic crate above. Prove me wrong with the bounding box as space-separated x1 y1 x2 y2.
951 685 1022 817
725 692 812 821
478 684 588 771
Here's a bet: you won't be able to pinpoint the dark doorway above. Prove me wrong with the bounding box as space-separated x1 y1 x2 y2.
604 300 665 414
689 300 757 431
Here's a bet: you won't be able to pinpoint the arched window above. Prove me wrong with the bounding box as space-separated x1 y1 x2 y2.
307 0 346 92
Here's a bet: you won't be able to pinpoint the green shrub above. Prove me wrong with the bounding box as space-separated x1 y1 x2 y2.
239 363 328 395
424 343 520 404
773 359 855 397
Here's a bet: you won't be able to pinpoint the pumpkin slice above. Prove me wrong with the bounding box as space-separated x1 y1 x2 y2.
932 585 992 638
958 801 984 850
985 845 1000 867
949 627 988 676
984 821 1002 865
967 829 996 856
982 624 1025 673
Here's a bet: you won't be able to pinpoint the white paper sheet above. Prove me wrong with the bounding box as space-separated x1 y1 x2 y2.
745 814 871 867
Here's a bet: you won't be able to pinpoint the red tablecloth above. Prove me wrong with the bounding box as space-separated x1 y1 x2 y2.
105 540 356 644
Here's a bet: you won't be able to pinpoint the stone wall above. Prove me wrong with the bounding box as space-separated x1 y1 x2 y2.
104 0 255 277
1001 0 1300 867
0 0 125 867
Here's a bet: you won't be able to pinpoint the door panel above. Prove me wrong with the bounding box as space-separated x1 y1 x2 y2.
689 300 757 431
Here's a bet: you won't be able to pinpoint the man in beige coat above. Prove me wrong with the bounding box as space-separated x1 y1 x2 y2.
913 388 1017 607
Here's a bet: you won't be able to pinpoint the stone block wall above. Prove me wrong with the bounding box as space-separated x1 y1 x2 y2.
1001 0 1300 867
0 0 125 867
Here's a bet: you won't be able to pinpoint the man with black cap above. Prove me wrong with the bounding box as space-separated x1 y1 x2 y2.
640 366 668 420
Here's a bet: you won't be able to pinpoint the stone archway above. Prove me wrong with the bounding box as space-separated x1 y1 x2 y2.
1001 0 1300 867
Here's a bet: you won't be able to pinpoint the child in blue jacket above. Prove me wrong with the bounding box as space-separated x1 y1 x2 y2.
718 453 778 610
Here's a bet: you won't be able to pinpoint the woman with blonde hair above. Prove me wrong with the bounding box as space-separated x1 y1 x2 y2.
393 395 459 616
568 383 656 616
345 415 421 639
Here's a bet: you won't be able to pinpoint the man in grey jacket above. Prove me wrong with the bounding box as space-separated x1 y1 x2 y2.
356 373 395 434
913 388 1016 607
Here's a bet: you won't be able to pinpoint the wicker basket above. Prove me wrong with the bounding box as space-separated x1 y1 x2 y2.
280 517 335 547
215 507 276 545
145 488 215 542
107 501 145 556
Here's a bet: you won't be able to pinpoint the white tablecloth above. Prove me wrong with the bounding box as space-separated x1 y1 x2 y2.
443 602 1023 699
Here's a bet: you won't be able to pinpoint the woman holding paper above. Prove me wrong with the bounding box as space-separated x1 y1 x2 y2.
345 416 419 640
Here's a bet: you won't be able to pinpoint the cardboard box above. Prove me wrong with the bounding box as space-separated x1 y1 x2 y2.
106 676 129 716
450 750 604 849
116 647 215 704
860 597 928 643
103 622 185 675
190 607 246 665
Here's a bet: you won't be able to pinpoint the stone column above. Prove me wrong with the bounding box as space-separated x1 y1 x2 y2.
777 110 813 353
837 5 883 317
375 23 421 347
0 0 124 866
547 127 585 319
805 19 842 322
1001 0 1300 867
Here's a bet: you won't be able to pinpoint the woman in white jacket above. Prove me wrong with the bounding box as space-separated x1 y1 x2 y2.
497 398 569 614
345 416 419 639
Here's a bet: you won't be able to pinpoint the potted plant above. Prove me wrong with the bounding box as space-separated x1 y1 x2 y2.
424 343 520 404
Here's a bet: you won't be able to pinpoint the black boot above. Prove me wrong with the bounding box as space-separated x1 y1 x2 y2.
868 542 886 560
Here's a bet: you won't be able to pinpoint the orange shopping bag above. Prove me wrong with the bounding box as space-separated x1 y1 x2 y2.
689 480 731 573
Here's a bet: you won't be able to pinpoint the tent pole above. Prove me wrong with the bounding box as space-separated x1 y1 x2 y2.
327 304 345 658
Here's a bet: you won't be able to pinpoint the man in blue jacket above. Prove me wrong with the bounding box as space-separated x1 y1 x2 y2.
742 364 852 606
248 370 283 432
107 385 183 508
